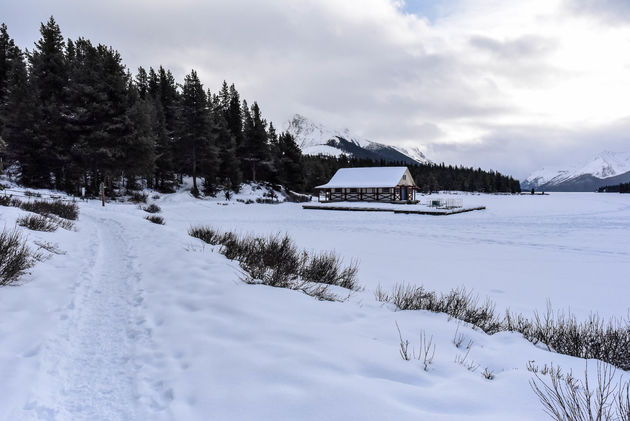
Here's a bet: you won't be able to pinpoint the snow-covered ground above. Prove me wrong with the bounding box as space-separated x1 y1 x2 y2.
0 188 628 420
163 190 630 319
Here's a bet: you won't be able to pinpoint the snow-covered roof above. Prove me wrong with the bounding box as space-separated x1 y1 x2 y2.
316 167 413 189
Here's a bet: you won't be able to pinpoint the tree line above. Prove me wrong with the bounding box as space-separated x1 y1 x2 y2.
0 17 520 197
302 155 521 193
0 17 303 196
598 183 630 193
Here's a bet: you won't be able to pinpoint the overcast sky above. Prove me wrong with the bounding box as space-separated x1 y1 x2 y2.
3 0 630 179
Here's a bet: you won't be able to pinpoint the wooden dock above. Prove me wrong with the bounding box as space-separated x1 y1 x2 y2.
393 206 486 215
302 205 486 215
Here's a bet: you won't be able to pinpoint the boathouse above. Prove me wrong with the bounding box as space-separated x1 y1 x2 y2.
315 167 418 202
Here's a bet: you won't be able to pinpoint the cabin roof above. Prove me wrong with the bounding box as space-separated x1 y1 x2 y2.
315 167 412 189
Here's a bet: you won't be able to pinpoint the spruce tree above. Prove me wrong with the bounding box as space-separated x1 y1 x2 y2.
241 101 270 181
179 69 209 196
1 39 37 178
28 16 68 187
277 131 303 191
227 84 243 151
123 84 157 189
0 23 22 170
209 93 241 191
135 66 148 99
0 23 17 116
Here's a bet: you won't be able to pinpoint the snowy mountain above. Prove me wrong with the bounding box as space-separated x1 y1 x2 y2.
286 114 431 165
522 151 630 192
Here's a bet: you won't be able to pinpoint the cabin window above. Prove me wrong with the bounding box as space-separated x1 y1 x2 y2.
330 188 337 193
381 188 390 193
350 188 357 193
402 175 407 180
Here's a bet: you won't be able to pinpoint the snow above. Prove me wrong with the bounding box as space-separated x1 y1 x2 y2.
286 114 431 164
1 187 629 420
286 114 373 150
301 144 345 157
315 166 410 188
526 151 630 186
579 151 630 178
394 145 431 164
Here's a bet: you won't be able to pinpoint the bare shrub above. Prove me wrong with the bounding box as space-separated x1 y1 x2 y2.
189 226 223 245
296 281 337 301
0 195 29 210
189 226 359 292
300 251 359 290
143 203 161 213
374 285 390 302
0 227 38 286
455 348 479 372
17 215 57 232
530 361 630 421
382 284 630 371
48 215 74 230
527 361 556 377
395 322 436 370
383 284 502 334
417 331 436 371
453 323 473 350
0 196 9 207
145 215 164 225
20 200 79 220
188 226 359 301
34 240 65 255
509 303 630 371
396 322 412 361
129 192 148 203
23 190 41 198
619 381 630 421
482 368 495 380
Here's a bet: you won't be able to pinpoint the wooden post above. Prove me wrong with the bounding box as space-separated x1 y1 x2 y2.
100 182 105 207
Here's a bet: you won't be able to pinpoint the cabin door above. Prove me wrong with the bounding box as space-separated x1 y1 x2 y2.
401 187 407 201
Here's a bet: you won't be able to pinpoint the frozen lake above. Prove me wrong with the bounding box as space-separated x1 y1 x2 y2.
163 192 630 319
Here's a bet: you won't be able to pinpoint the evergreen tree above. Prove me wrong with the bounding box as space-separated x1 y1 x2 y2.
179 69 209 196
226 83 242 151
276 131 303 191
241 101 270 181
209 93 241 191
123 85 157 189
147 67 159 97
0 23 17 117
1 40 37 178
0 23 22 169
135 66 148 99
28 16 68 187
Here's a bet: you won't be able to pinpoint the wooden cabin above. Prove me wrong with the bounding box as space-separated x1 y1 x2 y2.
315 167 418 203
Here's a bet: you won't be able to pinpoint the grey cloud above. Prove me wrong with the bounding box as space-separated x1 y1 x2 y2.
2 0 628 180
428 118 630 180
469 35 556 60
565 0 630 24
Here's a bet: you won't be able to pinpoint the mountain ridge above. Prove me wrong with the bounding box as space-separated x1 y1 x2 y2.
522 151 630 191
285 114 431 166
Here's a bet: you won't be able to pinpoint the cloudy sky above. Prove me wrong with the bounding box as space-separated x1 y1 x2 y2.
3 0 630 178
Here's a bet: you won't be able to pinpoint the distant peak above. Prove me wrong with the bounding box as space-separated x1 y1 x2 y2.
286 113 430 165
524 150 630 189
